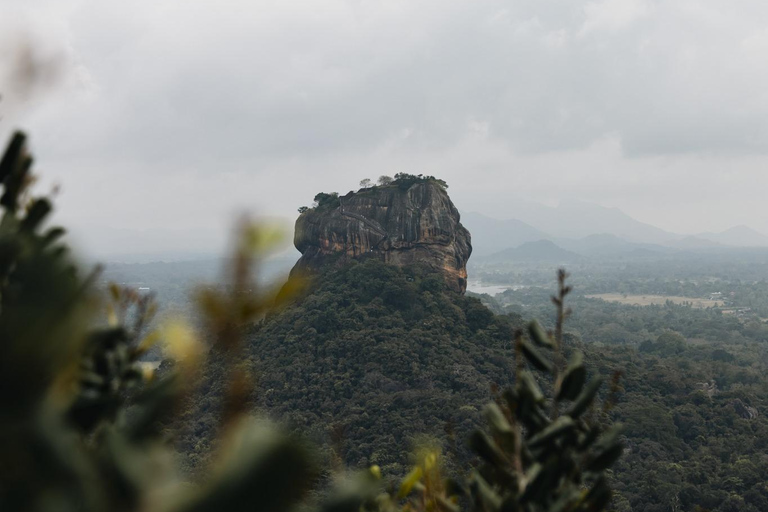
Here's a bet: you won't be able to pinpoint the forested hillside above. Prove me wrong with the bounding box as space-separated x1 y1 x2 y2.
177 259 523 475
175 256 768 511
593 342 768 511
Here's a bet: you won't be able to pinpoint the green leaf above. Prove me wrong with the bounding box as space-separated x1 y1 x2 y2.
484 403 513 438
582 476 613 511
436 496 460 512
41 226 66 248
527 320 553 349
469 431 507 467
519 339 554 373
527 416 576 448
595 424 624 449
517 371 545 404
0 131 25 183
499 496 521 512
470 472 502 512
515 375 550 434
445 478 465 498
576 426 601 452
320 469 382 512
556 352 586 401
586 442 624 472
586 424 625 472
565 377 603 419
398 466 423 498
518 462 542 503
20 198 52 232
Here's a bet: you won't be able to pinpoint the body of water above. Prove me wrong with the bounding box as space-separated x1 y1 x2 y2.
466 282 527 296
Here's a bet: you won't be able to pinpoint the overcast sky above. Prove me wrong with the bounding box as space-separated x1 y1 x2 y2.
3 0 768 258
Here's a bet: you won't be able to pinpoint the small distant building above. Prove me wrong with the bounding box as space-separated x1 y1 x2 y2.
709 292 723 300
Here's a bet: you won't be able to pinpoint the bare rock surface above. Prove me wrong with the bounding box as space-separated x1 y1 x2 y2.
292 180 472 293
730 399 759 420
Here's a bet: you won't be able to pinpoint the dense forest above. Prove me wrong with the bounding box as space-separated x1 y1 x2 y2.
471 251 768 318
167 254 768 511
175 259 523 475
473 282 768 511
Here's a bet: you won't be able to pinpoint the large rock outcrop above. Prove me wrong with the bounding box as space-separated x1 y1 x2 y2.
292 180 472 293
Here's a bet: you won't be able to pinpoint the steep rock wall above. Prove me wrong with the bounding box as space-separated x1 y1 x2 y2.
292 182 472 293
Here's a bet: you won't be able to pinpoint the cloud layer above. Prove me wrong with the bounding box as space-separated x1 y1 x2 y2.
3 0 768 256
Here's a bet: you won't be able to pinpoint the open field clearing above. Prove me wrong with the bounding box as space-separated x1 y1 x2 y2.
585 293 724 308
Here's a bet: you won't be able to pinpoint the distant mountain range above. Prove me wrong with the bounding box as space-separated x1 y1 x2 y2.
556 234 674 258
483 199 676 245
461 213 550 256
696 225 768 247
478 240 583 263
461 202 768 259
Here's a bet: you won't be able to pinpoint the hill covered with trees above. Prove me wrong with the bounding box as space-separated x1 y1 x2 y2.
176 255 768 511
178 259 523 475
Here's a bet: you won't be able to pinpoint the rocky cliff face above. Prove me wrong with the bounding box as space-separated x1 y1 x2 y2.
292 181 472 293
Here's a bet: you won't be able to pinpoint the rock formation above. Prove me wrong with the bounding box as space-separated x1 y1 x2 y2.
730 399 759 420
292 179 472 293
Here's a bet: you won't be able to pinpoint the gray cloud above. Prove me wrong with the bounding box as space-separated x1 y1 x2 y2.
3 0 768 257
19 0 768 160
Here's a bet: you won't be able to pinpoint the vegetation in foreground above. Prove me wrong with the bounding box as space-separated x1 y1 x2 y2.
474 284 768 511
0 133 620 511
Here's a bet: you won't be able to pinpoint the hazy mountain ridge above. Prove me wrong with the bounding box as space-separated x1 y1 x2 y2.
696 225 768 247
664 236 725 250
463 201 768 260
488 199 677 244
479 239 583 263
459 212 551 256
